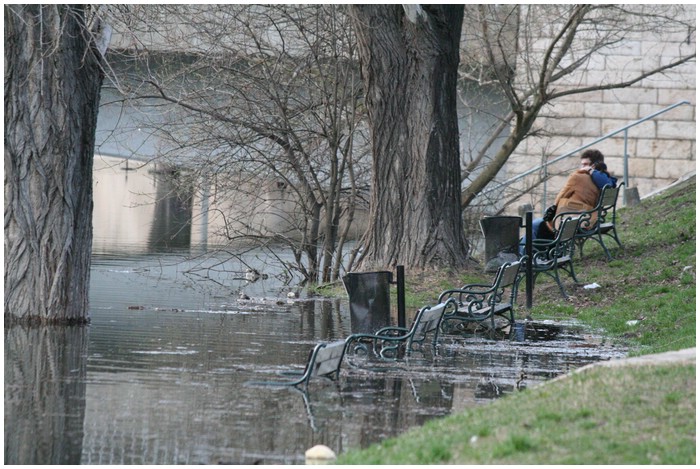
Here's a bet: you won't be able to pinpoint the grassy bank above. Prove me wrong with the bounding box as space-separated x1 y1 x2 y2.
337 364 695 464
336 177 696 464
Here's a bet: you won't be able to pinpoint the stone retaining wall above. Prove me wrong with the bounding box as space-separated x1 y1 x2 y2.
506 9 696 213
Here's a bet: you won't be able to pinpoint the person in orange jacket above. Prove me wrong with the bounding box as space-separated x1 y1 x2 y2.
521 149 617 252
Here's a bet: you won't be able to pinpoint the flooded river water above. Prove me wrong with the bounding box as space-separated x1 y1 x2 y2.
5 156 627 464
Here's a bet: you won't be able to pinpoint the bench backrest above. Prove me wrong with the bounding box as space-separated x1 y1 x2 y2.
598 183 622 224
483 259 522 307
570 183 622 233
498 260 522 289
306 340 347 379
558 215 580 241
554 215 580 256
600 184 620 208
410 302 448 341
553 183 619 233
534 215 580 264
405 300 459 353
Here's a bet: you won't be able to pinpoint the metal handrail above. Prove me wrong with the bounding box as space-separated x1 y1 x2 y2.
481 100 692 209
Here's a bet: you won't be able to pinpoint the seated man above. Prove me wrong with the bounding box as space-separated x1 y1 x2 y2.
521 149 617 252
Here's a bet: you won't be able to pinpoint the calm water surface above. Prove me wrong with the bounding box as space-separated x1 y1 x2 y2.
5 156 627 464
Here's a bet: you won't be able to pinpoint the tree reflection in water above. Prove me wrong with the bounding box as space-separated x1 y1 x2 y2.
5 326 88 464
4 155 627 464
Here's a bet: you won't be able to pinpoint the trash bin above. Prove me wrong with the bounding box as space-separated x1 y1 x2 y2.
480 216 522 272
342 271 392 333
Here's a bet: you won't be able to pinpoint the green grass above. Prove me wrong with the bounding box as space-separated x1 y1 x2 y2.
335 177 696 465
400 178 696 356
336 364 696 465
528 178 696 355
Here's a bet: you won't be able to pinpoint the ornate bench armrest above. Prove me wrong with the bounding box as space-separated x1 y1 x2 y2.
373 326 410 337
438 285 494 303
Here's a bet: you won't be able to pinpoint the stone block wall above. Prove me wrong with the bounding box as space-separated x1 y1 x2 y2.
505 9 696 213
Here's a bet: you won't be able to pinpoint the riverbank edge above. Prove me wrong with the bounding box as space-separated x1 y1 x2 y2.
334 355 695 465
334 174 696 464
562 346 695 376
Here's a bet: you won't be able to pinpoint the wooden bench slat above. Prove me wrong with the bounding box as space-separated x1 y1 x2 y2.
309 341 346 378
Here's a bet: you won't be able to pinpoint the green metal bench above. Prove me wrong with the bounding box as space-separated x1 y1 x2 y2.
247 340 347 388
345 299 458 360
553 183 624 261
523 215 581 299
437 258 523 335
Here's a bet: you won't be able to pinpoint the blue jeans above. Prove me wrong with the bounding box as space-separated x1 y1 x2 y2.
519 217 546 255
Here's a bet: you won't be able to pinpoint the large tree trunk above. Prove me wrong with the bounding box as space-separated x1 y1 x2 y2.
351 5 469 271
4 5 104 324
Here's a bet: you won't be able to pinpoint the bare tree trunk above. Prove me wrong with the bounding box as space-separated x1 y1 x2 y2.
351 5 469 270
4 5 105 324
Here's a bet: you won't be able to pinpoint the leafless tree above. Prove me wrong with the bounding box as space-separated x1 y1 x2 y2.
106 5 369 284
5 5 108 324
356 4 694 256
458 5 695 209
104 5 694 277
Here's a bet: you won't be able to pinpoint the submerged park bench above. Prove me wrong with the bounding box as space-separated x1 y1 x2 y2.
345 299 458 360
248 299 458 386
247 340 348 389
437 258 523 335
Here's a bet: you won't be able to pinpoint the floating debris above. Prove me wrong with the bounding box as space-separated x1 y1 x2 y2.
245 269 261 282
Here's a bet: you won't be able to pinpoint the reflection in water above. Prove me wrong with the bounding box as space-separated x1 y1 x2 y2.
92 155 192 255
4 154 628 464
67 304 458 464
149 167 192 251
4 326 89 464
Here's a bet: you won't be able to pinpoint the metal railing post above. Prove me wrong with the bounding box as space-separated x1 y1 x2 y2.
542 164 548 214
623 129 630 188
478 100 691 205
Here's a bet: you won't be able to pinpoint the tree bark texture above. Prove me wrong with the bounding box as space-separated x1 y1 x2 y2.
4 5 104 324
351 5 469 270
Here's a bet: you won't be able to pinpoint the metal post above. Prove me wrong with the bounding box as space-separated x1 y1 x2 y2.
542 163 548 214
396 265 406 328
623 129 629 206
201 177 209 248
525 212 533 310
